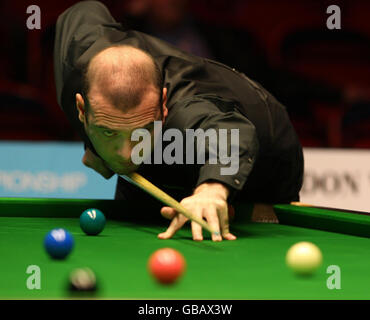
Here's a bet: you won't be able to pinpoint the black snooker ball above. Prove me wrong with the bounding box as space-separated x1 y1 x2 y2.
68 268 97 293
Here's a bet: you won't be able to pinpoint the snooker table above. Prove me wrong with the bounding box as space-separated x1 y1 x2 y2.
0 197 369 300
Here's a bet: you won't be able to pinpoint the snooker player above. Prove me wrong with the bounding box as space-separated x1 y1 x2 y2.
54 1 304 242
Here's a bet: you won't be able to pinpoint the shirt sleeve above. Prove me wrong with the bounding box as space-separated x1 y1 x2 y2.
165 96 260 200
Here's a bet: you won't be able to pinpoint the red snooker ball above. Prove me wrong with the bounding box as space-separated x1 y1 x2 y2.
148 248 186 284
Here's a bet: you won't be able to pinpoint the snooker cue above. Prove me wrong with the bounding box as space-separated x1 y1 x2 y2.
290 202 312 207
120 172 219 236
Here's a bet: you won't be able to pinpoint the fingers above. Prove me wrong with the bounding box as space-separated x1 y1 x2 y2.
160 207 177 220
158 202 237 242
190 207 205 241
158 214 188 240
204 207 222 242
218 204 237 241
223 233 237 240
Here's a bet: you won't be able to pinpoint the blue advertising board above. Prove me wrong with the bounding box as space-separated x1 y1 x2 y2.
0 142 117 199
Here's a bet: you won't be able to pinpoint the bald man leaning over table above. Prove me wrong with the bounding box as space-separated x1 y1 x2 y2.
53 1 304 242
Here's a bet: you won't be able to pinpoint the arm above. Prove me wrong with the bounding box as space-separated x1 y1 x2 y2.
158 96 259 241
165 96 259 197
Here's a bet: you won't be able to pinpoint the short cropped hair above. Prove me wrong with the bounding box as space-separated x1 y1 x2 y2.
81 45 164 121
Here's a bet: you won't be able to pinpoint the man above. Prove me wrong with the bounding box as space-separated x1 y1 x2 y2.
54 1 304 242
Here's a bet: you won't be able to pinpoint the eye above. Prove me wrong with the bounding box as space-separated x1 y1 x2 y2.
103 130 116 137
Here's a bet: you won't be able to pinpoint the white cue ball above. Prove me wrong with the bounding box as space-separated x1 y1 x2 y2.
286 241 323 276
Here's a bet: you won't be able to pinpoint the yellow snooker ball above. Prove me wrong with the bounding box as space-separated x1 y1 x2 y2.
286 241 323 276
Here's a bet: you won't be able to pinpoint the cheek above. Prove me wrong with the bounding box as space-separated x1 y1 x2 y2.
87 132 101 147
86 131 109 155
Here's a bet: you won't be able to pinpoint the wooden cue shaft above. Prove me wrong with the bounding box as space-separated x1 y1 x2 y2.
290 202 312 207
120 173 218 235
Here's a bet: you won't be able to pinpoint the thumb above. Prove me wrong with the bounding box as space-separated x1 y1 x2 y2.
160 206 177 220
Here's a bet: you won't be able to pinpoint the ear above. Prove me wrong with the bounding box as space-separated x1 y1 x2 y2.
161 87 168 123
76 93 86 123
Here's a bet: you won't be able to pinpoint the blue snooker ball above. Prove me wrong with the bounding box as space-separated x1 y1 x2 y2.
80 208 106 235
44 228 74 259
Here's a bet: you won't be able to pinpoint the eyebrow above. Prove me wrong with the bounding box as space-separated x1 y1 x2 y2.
93 124 112 130
93 122 155 131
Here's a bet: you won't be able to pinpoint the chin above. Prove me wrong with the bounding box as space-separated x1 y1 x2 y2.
115 166 138 175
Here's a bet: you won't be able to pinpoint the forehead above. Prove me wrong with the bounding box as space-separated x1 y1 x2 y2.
86 91 160 130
